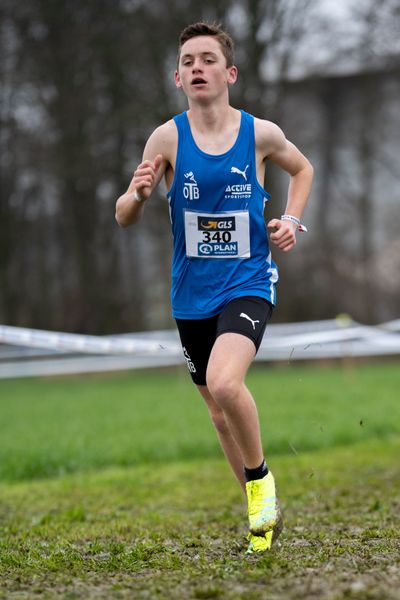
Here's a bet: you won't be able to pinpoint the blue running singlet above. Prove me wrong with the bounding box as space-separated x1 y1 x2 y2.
167 109 279 319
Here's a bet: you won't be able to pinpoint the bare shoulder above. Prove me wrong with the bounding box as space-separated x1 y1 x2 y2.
149 119 177 144
143 119 178 164
254 117 287 159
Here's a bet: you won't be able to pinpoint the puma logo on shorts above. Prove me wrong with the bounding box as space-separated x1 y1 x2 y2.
239 312 260 330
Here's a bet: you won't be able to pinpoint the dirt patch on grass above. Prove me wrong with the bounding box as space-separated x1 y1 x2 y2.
0 439 399 599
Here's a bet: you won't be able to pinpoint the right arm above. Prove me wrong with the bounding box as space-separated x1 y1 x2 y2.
115 122 174 227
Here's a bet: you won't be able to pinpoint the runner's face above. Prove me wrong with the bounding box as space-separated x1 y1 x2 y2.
175 36 237 101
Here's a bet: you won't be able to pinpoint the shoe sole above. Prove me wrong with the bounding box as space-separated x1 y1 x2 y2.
271 508 284 545
245 511 284 555
250 506 284 540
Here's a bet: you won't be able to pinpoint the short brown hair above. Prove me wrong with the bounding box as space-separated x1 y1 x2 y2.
177 22 235 68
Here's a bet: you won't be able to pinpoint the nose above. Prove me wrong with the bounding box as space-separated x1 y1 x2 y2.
192 59 203 72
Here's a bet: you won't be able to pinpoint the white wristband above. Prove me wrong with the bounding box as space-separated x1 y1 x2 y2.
133 189 145 203
281 214 308 233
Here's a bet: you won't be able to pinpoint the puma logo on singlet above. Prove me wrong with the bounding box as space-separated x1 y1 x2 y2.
240 312 260 330
231 165 249 181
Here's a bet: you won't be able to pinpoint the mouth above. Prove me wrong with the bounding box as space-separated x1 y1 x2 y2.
191 77 207 86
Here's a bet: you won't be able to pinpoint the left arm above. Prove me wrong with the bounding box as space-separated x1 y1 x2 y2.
256 119 314 252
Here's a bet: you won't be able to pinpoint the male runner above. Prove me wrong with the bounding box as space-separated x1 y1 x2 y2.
115 22 313 553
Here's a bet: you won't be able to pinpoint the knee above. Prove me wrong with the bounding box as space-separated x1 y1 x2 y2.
206 373 240 408
208 407 230 435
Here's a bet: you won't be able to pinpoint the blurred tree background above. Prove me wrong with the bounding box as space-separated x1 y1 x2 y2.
1 0 399 334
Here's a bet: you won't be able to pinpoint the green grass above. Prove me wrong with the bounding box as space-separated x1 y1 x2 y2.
0 437 399 599
0 361 399 482
0 362 399 598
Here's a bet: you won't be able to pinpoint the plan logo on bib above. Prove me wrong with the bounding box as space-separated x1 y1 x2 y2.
183 171 200 200
225 164 252 199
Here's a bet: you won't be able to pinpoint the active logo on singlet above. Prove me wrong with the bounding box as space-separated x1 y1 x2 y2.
225 164 252 199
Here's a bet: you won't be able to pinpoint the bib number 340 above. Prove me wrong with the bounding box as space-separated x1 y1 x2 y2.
202 230 232 243
184 210 251 259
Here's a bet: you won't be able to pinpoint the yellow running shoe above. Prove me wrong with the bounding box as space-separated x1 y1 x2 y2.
246 511 284 554
246 531 273 554
246 471 281 535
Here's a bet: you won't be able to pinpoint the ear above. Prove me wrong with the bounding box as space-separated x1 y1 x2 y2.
174 70 182 89
227 65 238 85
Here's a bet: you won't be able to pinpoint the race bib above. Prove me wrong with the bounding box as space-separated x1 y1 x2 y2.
184 210 251 259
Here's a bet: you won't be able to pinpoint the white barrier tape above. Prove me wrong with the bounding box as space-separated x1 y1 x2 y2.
380 319 400 332
263 325 377 349
0 325 182 356
1 321 400 357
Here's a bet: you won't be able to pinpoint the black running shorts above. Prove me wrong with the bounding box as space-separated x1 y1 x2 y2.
175 296 273 386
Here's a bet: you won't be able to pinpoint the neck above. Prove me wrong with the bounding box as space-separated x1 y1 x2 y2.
187 101 237 133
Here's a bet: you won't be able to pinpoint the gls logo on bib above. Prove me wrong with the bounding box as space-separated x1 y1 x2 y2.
183 171 200 200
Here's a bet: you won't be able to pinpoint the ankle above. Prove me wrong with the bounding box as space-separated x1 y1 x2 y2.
244 459 268 482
